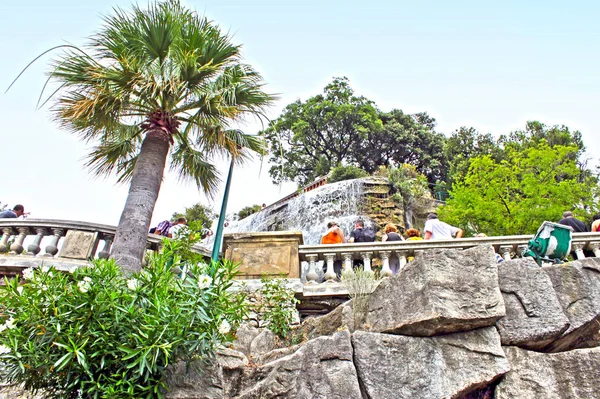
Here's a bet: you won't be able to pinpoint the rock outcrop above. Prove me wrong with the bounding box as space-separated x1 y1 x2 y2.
353 327 509 399
365 246 505 336
496 346 600 398
496 258 569 349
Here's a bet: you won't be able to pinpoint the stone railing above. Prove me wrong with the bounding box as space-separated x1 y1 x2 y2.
298 232 600 284
0 219 210 277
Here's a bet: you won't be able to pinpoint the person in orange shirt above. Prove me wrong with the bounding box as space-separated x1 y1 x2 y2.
321 221 346 276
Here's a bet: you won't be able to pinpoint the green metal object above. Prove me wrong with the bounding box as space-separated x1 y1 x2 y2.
522 221 573 266
211 157 235 263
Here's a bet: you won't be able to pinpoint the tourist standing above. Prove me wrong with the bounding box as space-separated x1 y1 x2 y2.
405 228 423 261
321 221 345 276
168 217 188 238
349 220 375 243
0 205 25 219
592 214 600 232
558 211 588 233
423 213 463 240
382 223 403 274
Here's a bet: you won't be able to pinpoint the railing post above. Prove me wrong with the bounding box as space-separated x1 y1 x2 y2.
362 252 373 274
498 246 512 261
397 250 408 269
341 253 353 275
10 227 29 255
43 228 65 257
305 254 319 284
98 234 114 259
379 251 393 278
572 243 586 259
323 253 337 282
589 243 600 258
0 228 13 253
26 228 47 256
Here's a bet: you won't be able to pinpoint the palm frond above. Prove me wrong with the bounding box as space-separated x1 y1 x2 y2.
170 140 220 196
84 124 142 181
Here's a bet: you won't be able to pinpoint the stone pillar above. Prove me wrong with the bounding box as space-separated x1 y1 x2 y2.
499 246 512 261
26 228 48 256
0 228 13 253
305 254 319 284
379 251 393 278
397 251 408 269
43 228 65 257
10 227 29 255
517 245 528 258
323 253 337 282
341 253 354 275
362 252 373 274
589 243 600 258
98 234 114 259
572 243 586 259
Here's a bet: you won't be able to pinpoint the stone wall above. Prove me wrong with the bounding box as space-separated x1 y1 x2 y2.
164 247 600 399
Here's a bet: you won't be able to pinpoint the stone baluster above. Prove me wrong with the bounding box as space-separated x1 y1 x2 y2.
323 253 337 282
572 243 586 259
98 234 114 259
379 251 393 278
589 243 600 258
0 228 13 253
397 251 408 270
26 228 48 256
499 246 512 261
341 253 354 275
10 227 29 255
43 228 65 257
517 245 528 258
361 252 373 274
305 254 319 284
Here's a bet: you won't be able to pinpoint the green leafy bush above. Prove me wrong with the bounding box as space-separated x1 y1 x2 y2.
328 164 369 183
257 277 299 338
0 242 247 398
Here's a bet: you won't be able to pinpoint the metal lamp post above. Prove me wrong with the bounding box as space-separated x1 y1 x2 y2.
211 157 234 263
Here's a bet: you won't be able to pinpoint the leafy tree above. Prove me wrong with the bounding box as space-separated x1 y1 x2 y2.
328 164 369 183
438 141 599 236
263 77 382 186
41 1 272 272
172 203 215 230
357 110 448 183
386 164 430 228
237 204 262 220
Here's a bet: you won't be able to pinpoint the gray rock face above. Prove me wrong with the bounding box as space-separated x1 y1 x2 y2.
365 246 505 336
0 385 43 399
294 299 355 341
496 258 569 349
496 346 600 399
225 330 362 399
542 261 600 352
353 327 510 399
248 329 276 358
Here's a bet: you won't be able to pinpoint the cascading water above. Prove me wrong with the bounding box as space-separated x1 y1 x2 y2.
222 178 374 244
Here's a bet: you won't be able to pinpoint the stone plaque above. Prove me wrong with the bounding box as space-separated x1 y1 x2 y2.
222 231 304 279
59 230 99 260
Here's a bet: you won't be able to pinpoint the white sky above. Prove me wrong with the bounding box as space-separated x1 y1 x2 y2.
1 0 599 226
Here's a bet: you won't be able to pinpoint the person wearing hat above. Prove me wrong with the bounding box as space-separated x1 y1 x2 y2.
424 212 463 240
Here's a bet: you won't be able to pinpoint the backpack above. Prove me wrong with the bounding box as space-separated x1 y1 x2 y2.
363 227 376 242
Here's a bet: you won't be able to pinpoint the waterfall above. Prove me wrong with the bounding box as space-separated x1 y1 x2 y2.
223 179 374 244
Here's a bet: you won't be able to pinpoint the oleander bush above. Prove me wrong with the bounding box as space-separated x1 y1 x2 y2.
257 277 299 338
0 237 247 399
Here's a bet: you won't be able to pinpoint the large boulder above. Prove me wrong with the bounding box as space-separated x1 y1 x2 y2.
225 330 362 399
293 299 355 341
496 346 600 398
365 246 505 336
496 258 569 349
353 327 510 399
542 260 600 352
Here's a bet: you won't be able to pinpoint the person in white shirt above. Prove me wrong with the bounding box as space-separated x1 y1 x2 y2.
423 213 463 240
168 217 188 238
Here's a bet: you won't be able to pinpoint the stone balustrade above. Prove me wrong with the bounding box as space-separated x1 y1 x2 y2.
299 232 600 284
0 219 210 278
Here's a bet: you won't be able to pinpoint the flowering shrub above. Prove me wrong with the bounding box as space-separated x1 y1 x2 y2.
257 277 299 338
0 241 247 398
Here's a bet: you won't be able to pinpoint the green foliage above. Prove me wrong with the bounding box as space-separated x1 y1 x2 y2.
439 141 599 236
0 241 247 398
257 277 299 338
172 203 215 230
328 164 369 183
237 204 262 220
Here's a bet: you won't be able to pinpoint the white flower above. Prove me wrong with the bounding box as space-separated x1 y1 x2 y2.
83 277 92 283
0 345 10 355
40 285 48 291
0 318 15 333
78 280 90 293
41 265 50 273
22 268 34 280
197 274 212 290
218 319 231 335
16 286 23 295
127 278 139 291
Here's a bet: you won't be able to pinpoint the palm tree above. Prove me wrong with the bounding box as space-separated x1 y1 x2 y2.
46 1 273 273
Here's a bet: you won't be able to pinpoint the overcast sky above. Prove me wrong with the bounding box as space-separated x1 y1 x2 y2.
1 0 599 227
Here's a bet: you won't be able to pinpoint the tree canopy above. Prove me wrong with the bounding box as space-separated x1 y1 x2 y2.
172 203 215 230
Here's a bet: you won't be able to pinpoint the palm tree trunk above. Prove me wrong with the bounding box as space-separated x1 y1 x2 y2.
111 128 171 273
